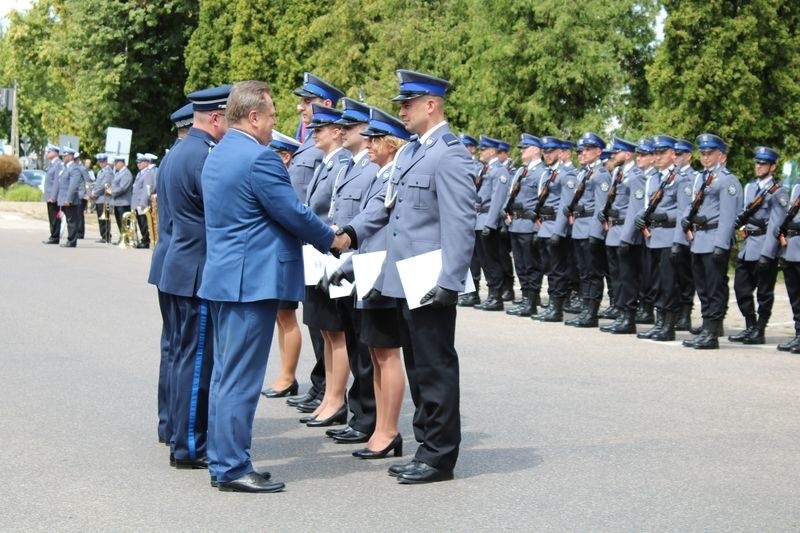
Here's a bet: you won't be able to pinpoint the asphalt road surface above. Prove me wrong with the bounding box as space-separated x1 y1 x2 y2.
1 207 799 531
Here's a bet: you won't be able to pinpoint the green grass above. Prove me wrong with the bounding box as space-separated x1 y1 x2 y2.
0 184 43 202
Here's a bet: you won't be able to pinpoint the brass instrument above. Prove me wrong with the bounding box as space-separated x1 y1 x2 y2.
120 210 139 249
147 193 158 248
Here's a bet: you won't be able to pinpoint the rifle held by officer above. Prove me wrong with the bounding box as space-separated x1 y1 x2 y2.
640 168 676 239
735 182 780 237
566 168 594 225
682 170 715 242
776 195 800 247
600 166 624 232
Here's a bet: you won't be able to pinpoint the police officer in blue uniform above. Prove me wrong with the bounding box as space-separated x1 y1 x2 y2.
337 69 476 483
777 179 800 352
56 147 83 248
473 135 510 311
634 135 682 341
563 132 611 327
671 138 697 331
681 133 743 349
505 133 547 317
634 139 659 324
727 146 787 345
42 145 63 244
458 132 485 307
600 138 647 334
286 73 347 412
159 84 230 469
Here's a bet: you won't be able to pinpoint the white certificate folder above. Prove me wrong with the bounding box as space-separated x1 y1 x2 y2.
395 249 475 310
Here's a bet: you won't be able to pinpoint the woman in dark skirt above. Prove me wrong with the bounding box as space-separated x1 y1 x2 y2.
334 108 411 457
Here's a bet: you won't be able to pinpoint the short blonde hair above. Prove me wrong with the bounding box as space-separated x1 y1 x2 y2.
227 80 273 124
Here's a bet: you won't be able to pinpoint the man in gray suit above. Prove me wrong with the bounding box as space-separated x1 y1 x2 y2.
337 69 476 483
42 145 63 244
109 156 133 237
89 153 113 243
56 147 84 248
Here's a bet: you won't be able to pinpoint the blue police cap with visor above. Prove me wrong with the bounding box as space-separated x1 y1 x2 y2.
611 137 636 153
540 136 562 150
580 132 606 149
360 107 412 141
674 138 694 154
335 98 372 126
652 134 677 151
696 133 728 153
392 69 451 102
518 133 542 148
269 130 302 154
307 103 344 129
754 146 779 164
635 138 654 154
293 72 345 106
496 140 511 152
478 135 501 150
170 102 194 128
188 84 232 112
459 133 478 147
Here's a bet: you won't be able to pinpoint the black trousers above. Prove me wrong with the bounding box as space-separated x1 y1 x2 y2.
113 205 131 233
574 237 607 303
136 212 150 245
76 198 87 238
640 247 658 306
782 261 800 328
398 300 460 471
673 243 694 306
475 230 504 292
499 229 514 292
540 236 570 299
652 247 679 312
733 257 778 321
157 290 177 443
339 300 376 435
95 203 111 242
46 201 61 241
616 244 643 312
308 327 326 399
606 245 620 305
566 236 579 294
509 232 542 292
692 251 730 321
469 245 481 290
60 204 79 246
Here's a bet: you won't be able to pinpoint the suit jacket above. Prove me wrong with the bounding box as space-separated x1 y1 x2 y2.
373 123 476 298
91 165 113 203
684 166 742 254
198 128 334 303
56 161 83 206
288 135 323 200
44 158 62 201
132 166 156 208
543 162 578 239
737 177 787 261
109 166 134 206
159 128 216 297
147 139 180 287
604 166 629 247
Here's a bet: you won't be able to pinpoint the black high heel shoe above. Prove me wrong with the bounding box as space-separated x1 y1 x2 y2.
261 379 299 398
352 434 403 459
306 404 348 427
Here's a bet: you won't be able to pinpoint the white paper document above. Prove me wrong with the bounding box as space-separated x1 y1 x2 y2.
351 250 387 299
302 245 327 286
395 249 475 310
325 252 354 299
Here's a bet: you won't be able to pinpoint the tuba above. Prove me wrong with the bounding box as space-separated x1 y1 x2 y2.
119 210 139 249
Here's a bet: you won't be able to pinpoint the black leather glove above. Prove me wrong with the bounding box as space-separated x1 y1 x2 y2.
329 269 352 287
734 214 746 228
420 286 459 308
756 256 773 271
509 201 523 211
573 203 585 215
362 288 384 304
548 235 561 248
712 246 728 265
481 226 492 238
680 217 692 231
524 209 537 221
634 216 646 230
597 210 607 223
693 215 708 225
561 205 571 217
651 211 668 222
773 227 783 239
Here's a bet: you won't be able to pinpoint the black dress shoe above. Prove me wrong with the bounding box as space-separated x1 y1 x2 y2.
457 292 480 307
211 471 270 487
396 461 454 484
136 242 150 249
299 415 316 423
296 398 322 413
261 379 299 398
169 453 175 467
353 434 402 458
777 335 800 352
217 472 285 493
95 239 108 243
500 289 515 302
332 427 370 444
174 457 208 469
287 389 317 406
388 459 422 477
306 405 347 427
479 297 504 311
326 426 349 438
59 243 76 248
42 239 59 244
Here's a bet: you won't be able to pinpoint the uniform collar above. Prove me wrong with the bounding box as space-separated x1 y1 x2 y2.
352 149 369 165
322 146 345 165
417 120 447 145
527 158 542 170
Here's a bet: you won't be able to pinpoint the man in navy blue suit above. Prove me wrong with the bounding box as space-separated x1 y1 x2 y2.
199 80 348 493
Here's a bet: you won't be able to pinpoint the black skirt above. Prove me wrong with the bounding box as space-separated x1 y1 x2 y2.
360 307 401 348
279 299 299 310
302 286 345 331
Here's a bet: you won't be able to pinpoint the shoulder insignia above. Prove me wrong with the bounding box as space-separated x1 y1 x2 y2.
780 196 789 207
728 184 737 196
499 175 508 184
600 182 610 192
326 160 334 169
339 155 350 163
361 158 368 167
566 179 576 190
442 133 460 146
684 186 693 197
634 189 645 200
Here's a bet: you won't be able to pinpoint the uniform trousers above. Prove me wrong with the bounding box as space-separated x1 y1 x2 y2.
651 247 679 312
338 299 377 435
781 261 800 326
60 204 79 246
95 203 111 242
46 201 61 241
733 257 778 320
540 236 571 299
616 244 643 312
157 290 177 443
397 300 460 471
207 299 278 483
308 327 326 399
136 212 150 245
113 205 131 233
468 246 482 289
574 237 607 303
606 245 620 304
640 246 658 306
170 295 214 461
499 229 515 292
76 198 87 238
673 243 695 306
509 232 541 292
691 250 730 321
475 229 504 292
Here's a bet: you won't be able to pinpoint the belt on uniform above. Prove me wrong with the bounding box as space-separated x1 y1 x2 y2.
744 228 767 237
511 211 534 220
574 209 595 219
539 207 555 216
610 218 626 226
650 220 676 228
475 206 489 213
538 214 556 221
786 229 800 238
694 222 718 231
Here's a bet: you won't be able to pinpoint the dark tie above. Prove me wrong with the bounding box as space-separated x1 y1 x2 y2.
411 139 422 156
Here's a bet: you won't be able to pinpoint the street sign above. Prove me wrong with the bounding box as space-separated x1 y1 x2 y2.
0 88 11 111
58 134 80 152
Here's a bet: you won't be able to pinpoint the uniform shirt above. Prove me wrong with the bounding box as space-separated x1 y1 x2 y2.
672 164 697 246
571 159 611 240
619 161 647 246
603 165 629 247
544 161 579 239
306 146 352 221
737 175 788 261
508 158 547 234
682 164 742 254
639 165 680 249
330 149 378 227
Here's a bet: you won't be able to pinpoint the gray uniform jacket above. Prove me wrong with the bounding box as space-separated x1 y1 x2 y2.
737 177 787 261
475 159 509 230
91 165 114 204
603 166 628 247
684 165 742 254
619 164 647 246
110 167 134 206
330 151 378 227
44 158 63 202
781 185 800 262
56 161 83 206
373 124 477 298
548 162 579 239
132 166 156 208
508 159 547 234
288 135 323 201
672 165 697 246
305 148 352 221
571 161 611 240
639 166 680 249
536 164 567 239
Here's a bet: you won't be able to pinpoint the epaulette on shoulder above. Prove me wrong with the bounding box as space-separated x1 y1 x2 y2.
339 154 351 163
442 133 460 147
